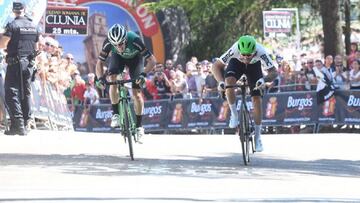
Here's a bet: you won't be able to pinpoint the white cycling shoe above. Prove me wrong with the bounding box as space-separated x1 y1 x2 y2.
110 114 120 128
229 115 239 128
255 136 264 152
135 127 145 144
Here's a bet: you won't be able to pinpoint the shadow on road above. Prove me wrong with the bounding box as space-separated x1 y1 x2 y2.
0 153 359 179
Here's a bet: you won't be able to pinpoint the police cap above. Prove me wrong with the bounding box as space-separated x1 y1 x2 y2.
13 2 24 11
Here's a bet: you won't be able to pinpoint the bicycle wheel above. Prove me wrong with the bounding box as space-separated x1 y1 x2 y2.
121 100 134 160
239 103 250 165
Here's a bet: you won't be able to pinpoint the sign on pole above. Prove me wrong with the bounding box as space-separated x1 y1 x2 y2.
263 11 293 36
44 6 89 35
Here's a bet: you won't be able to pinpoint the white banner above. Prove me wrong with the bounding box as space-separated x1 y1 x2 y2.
263 11 292 34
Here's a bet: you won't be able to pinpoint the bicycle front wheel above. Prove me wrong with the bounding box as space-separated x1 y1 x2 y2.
121 100 134 161
239 105 250 165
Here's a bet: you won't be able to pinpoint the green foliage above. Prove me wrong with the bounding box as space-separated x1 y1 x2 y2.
145 0 314 60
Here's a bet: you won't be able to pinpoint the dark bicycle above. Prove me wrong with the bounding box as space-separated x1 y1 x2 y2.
225 75 256 165
105 75 139 161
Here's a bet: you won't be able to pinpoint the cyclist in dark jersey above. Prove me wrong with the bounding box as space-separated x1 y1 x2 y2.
95 24 156 142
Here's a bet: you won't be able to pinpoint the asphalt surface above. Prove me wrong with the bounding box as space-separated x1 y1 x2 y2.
0 130 359 202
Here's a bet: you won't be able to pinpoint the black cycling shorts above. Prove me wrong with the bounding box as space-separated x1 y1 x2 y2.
224 58 263 96
108 54 144 89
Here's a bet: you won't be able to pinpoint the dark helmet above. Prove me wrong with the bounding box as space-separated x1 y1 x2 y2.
13 2 24 11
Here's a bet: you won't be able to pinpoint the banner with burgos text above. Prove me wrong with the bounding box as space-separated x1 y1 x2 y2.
70 90 360 132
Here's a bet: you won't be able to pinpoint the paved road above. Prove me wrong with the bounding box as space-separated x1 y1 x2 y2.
0 131 359 202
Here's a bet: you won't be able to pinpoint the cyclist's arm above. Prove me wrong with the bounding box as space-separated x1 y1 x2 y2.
133 37 156 74
211 59 226 82
95 39 112 78
144 54 156 74
264 66 278 83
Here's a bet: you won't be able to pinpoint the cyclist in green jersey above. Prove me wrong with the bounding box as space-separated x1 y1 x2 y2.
95 24 156 142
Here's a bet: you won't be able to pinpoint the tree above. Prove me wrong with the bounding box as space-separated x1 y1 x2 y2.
319 0 344 57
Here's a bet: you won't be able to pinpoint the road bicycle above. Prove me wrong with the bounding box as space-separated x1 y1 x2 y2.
105 75 139 160
225 75 256 165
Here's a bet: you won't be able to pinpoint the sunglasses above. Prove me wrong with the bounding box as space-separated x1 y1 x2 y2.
66 57 73 60
241 53 253 57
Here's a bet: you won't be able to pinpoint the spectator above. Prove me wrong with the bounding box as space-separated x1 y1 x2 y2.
84 81 99 109
347 42 358 68
170 70 188 99
290 54 302 71
152 63 171 99
322 55 336 85
70 74 86 111
279 61 296 92
333 55 349 90
185 62 197 97
164 59 174 78
324 55 335 72
204 67 218 97
61 53 78 76
349 60 360 90
194 62 206 98
304 58 317 90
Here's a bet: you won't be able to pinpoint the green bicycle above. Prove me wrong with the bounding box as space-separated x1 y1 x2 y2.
105 76 138 161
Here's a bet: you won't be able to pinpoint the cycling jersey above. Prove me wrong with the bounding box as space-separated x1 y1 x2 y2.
98 31 152 61
219 42 275 70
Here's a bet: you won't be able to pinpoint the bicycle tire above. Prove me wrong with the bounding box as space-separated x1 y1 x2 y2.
239 102 250 165
121 100 134 161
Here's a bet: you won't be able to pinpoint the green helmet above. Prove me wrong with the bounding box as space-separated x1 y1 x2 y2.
238 35 256 54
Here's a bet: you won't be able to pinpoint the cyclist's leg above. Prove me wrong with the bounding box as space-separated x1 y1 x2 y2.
225 58 245 128
245 61 263 151
108 54 125 127
127 56 144 128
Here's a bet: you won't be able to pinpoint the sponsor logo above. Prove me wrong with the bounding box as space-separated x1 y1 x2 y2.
221 49 233 63
190 102 212 115
260 54 273 67
347 95 360 107
287 96 313 110
95 108 112 119
144 106 162 117
236 100 253 110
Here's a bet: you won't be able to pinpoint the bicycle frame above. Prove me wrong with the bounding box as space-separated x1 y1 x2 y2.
225 76 256 165
106 78 137 160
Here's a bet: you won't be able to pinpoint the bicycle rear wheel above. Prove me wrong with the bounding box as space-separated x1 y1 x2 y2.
239 104 250 165
121 100 134 160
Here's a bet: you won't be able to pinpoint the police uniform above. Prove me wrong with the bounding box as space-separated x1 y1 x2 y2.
4 2 39 135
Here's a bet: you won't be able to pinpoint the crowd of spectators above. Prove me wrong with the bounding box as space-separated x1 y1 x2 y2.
1 36 360 108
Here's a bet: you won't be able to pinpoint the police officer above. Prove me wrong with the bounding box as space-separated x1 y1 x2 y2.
0 2 39 135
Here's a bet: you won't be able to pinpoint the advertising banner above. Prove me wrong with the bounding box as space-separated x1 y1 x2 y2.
263 11 293 34
166 100 188 129
336 90 360 124
317 96 337 124
262 95 284 125
186 99 214 128
282 92 317 125
44 6 89 35
51 0 165 74
142 100 168 130
211 98 230 128
26 90 360 133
